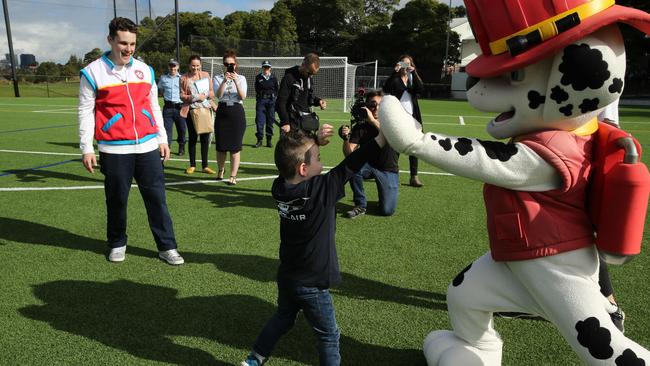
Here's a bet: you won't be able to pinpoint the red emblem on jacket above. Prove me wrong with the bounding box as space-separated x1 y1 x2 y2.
135 70 144 80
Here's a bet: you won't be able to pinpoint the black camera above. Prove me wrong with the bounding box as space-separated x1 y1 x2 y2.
350 88 367 124
226 63 235 73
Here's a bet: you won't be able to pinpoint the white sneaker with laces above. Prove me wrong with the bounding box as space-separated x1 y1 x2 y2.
108 246 126 262
159 249 185 265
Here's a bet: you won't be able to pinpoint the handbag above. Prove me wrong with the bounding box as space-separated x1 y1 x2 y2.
190 107 214 134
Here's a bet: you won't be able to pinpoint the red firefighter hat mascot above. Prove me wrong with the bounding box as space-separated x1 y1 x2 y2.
378 0 650 364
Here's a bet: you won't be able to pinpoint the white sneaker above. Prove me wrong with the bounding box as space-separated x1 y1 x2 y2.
108 246 126 262
158 249 184 265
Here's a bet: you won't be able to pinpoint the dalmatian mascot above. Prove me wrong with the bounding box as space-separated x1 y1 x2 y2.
379 0 650 365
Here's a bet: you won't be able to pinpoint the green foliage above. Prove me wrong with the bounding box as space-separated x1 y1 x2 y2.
83 48 103 66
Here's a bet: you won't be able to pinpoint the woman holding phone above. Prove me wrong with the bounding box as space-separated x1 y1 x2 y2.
382 54 425 187
213 49 247 185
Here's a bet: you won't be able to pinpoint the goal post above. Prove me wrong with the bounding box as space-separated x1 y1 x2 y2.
202 56 368 112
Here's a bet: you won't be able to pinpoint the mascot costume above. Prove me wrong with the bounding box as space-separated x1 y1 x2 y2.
379 0 650 365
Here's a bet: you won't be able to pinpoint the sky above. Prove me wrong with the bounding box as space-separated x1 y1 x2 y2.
0 0 464 64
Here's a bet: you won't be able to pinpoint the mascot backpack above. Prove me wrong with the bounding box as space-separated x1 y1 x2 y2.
588 121 650 264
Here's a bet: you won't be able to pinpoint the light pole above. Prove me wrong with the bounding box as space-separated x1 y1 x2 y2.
442 0 452 79
2 0 19 97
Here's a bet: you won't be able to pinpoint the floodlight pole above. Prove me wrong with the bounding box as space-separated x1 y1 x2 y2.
135 0 138 24
113 0 116 18
148 0 151 19
442 0 452 79
2 0 20 97
175 0 180 63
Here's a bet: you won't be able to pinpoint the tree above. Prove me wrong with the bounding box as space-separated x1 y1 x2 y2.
389 0 460 82
35 61 61 82
83 48 103 66
269 1 299 56
61 55 82 78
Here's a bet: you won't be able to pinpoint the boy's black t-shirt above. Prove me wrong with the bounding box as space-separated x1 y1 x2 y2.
272 140 381 288
349 123 399 173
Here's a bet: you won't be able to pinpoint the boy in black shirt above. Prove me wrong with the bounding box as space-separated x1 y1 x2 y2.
241 124 386 366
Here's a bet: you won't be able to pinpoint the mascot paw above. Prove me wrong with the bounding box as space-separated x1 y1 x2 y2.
378 95 423 153
423 330 502 366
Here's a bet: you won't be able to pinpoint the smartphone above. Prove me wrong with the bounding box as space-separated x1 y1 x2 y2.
227 64 235 73
398 61 409 70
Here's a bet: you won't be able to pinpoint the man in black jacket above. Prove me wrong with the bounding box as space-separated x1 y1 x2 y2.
276 53 327 133
254 60 279 148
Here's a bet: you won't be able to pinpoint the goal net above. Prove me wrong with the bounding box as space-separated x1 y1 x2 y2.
201 56 360 112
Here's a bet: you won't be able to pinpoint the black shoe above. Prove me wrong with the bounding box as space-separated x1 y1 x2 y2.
178 144 185 156
345 206 366 219
266 138 273 148
610 304 625 333
409 175 423 187
253 140 262 148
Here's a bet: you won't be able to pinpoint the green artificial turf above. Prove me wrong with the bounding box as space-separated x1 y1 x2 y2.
0 97 649 365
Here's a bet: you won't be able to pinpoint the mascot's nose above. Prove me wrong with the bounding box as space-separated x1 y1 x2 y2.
466 75 480 91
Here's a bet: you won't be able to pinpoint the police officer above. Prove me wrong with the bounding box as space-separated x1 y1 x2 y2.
158 59 187 155
254 60 279 148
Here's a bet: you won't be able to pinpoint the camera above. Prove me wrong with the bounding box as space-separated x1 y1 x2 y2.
349 88 368 124
398 61 409 70
226 63 235 73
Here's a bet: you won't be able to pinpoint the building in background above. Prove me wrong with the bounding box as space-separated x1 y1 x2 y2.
449 17 479 100
20 54 36 69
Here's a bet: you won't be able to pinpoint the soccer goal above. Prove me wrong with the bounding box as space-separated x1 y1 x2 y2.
201 56 376 112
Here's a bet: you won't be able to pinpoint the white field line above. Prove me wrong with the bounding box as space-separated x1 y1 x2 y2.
32 108 77 114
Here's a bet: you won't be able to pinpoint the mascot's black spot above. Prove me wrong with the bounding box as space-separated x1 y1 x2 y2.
528 90 546 109
452 263 472 287
609 78 623 94
580 98 600 113
430 134 437 141
550 86 569 104
477 139 518 162
559 104 574 116
575 317 613 360
454 138 473 156
559 44 610 91
439 138 452 151
615 349 646 366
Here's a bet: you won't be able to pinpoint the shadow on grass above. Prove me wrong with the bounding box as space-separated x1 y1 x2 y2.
183 253 447 310
46 141 79 149
1 162 104 184
0 217 445 310
20 280 423 365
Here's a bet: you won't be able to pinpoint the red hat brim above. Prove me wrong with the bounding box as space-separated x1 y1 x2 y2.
466 5 650 78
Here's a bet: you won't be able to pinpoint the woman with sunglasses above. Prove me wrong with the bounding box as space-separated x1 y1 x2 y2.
383 54 425 187
213 49 248 185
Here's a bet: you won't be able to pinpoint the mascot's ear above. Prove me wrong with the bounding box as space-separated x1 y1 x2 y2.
543 26 626 122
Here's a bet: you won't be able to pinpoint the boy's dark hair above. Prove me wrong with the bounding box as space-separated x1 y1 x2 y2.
109 17 137 38
303 53 320 68
275 130 317 179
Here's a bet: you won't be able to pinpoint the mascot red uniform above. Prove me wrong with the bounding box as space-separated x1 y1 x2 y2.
379 0 650 364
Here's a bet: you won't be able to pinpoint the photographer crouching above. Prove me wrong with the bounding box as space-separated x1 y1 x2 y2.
340 89 399 218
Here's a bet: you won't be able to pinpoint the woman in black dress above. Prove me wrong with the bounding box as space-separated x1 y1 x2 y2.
213 49 247 185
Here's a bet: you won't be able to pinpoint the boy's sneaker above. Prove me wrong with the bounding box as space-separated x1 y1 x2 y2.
158 249 185 265
346 206 366 219
107 246 126 262
610 305 625 333
241 354 262 366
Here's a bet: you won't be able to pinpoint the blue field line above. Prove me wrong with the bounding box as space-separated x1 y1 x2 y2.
0 159 77 177
0 123 76 134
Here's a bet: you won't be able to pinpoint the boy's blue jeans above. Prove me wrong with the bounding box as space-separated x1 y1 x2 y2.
350 163 399 216
253 279 340 365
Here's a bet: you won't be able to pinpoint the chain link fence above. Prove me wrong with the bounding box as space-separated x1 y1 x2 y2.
0 74 80 98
